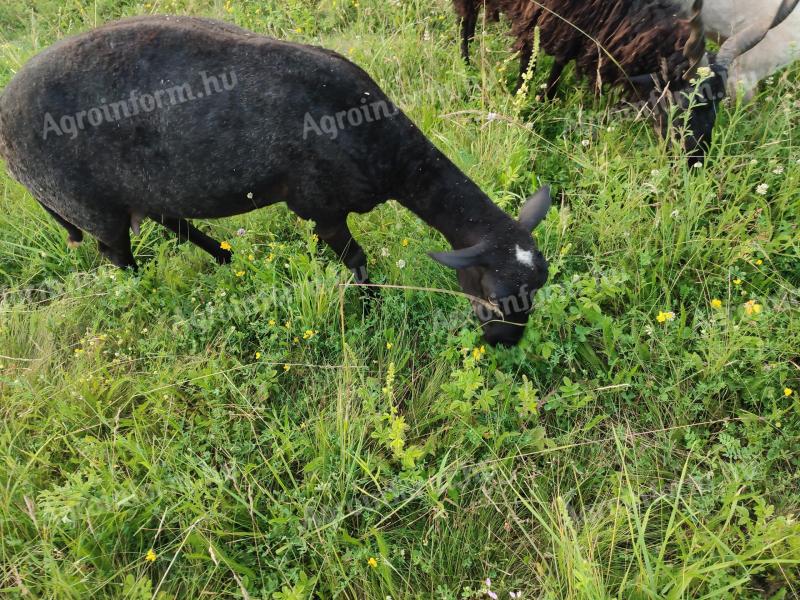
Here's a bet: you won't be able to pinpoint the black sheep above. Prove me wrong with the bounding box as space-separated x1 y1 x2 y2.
0 16 552 347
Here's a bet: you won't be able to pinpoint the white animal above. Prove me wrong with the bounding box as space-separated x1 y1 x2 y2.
680 0 800 99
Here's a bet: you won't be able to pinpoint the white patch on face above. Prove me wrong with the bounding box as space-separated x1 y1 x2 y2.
515 244 534 268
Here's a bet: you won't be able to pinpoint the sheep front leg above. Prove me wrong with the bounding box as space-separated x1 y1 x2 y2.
315 221 370 286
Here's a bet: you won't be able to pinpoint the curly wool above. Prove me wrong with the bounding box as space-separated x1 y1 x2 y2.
455 0 697 93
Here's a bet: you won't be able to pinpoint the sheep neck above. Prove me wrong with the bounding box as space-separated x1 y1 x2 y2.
394 145 511 250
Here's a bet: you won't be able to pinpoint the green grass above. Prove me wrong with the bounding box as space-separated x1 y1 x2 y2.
1 1 799 598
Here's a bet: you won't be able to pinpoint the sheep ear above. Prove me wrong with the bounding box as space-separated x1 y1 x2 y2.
428 241 488 270
519 186 552 231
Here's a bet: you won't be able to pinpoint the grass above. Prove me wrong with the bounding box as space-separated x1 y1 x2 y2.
1 0 799 598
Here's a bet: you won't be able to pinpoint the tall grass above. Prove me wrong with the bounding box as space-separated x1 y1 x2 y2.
1 1 799 598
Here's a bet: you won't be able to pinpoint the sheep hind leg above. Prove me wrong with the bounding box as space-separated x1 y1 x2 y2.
545 59 567 100
154 215 232 265
39 203 83 247
460 9 478 64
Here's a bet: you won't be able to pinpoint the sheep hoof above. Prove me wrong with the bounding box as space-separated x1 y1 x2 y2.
67 239 82 249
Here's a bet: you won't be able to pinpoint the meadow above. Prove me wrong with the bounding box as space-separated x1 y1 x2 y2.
1 1 799 598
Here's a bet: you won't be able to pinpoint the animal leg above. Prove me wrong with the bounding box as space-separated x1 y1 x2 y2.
460 7 479 64
545 59 567 99
154 215 232 264
39 202 83 247
96 226 137 270
315 220 370 285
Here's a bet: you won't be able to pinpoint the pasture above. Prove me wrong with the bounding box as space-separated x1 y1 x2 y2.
1 0 799 597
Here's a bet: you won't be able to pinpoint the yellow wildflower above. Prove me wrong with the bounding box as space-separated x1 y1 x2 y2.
255 352 261 360
283 364 290 372
311 234 319 242
220 241 232 251
401 238 409 247
303 329 315 340
235 270 245 277
269 319 276 326
145 549 157 562
266 253 274 262
743 300 762 316
755 259 763 266
785 388 794 397
248 254 255 261
733 278 742 285
368 557 378 568
710 299 722 309
656 310 675 323
386 342 393 349
472 347 482 361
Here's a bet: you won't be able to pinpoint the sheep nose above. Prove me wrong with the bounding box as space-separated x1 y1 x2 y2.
482 322 525 347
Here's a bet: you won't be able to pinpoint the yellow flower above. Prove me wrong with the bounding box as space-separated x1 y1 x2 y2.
656 310 675 323
401 239 409 247
220 241 232 251
303 329 315 340
295 27 303 33
284 321 291 329
755 259 763 266
235 270 245 277
145 549 156 562
743 300 762 316
785 388 794 397
311 234 319 242
268 319 276 326
248 254 255 262
710 298 722 309
255 352 261 359
283 364 290 372
293 337 299 344
472 347 482 361
733 278 742 286
386 342 393 349
368 557 378 568
266 253 274 262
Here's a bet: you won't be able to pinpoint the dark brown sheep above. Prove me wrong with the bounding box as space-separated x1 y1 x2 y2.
453 0 798 164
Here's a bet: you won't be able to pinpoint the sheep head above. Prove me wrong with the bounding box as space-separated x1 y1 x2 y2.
429 186 552 347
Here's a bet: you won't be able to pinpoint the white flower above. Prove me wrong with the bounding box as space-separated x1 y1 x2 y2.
581 139 590 147
236 227 246 236
486 112 497 122
750 159 758 165
396 259 406 269
773 166 784 175
380 247 390 257
650 169 660 178
756 183 769 195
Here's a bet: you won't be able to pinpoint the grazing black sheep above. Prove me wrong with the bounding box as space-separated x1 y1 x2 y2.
453 0 798 164
0 16 552 347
